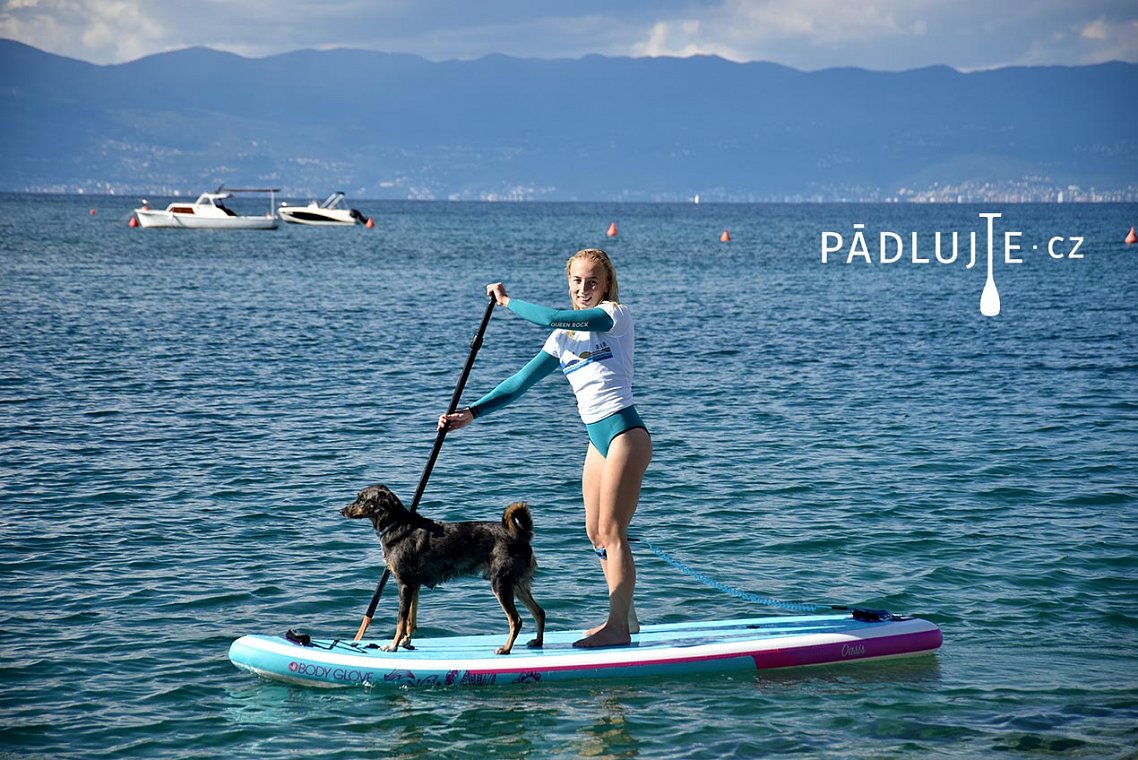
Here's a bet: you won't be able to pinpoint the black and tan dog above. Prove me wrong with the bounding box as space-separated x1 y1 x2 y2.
341 484 545 655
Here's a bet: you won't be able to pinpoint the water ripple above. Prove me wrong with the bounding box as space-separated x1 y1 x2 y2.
1 197 1135 757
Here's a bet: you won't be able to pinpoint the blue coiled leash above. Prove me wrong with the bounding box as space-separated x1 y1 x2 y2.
631 537 897 622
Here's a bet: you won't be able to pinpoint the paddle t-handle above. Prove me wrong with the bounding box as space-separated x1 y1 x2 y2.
354 294 496 641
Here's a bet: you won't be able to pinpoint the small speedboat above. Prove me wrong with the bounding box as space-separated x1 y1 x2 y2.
278 192 367 226
134 187 279 229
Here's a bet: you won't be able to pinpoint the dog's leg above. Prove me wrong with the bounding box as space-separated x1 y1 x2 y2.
492 581 523 655
405 587 420 649
384 621 404 653
516 584 546 649
398 584 419 650
384 616 405 653
385 583 419 652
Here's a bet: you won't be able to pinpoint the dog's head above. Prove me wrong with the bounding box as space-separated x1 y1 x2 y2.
341 484 407 531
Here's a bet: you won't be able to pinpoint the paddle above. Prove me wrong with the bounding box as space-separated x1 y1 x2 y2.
353 294 497 641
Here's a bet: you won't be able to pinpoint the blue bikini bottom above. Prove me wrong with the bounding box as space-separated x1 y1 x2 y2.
585 406 648 457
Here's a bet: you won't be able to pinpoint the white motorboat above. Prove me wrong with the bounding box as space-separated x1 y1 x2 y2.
134 187 280 229
278 192 367 226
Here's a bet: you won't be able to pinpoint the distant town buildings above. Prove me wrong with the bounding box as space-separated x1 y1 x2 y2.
20 178 1138 203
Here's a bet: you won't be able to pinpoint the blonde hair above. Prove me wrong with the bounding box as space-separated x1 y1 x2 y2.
565 248 620 305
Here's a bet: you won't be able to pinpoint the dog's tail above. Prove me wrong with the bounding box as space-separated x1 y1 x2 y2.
502 501 534 540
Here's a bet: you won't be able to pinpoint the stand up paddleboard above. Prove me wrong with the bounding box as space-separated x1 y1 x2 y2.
228 613 942 688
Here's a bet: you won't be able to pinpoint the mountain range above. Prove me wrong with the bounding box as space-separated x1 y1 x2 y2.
2 39 1136 201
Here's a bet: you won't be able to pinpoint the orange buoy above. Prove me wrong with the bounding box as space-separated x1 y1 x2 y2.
128 216 138 228
1126 226 1137 245
607 221 618 237
365 217 375 228
720 229 731 242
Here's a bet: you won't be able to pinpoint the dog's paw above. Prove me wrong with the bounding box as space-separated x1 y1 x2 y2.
526 638 544 649
494 645 513 655
381 643 398 653
401 643 416 651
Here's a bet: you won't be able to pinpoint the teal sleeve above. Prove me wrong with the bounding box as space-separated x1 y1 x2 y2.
469 350 561 419
507 298 614 331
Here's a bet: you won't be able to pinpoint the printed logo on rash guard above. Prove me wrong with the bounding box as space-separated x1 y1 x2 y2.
561 343 614 374
550 319 595 329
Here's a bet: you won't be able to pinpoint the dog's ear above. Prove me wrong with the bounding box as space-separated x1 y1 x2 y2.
378 485 406 511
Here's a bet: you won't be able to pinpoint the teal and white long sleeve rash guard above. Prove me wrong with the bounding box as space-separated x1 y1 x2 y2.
468 298 636 425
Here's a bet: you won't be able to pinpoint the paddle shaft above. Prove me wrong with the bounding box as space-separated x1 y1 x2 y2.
354 295 496 641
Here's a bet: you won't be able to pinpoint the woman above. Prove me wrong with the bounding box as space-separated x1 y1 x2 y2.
439 248 652 648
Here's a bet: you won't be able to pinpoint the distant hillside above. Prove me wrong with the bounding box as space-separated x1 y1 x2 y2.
2 39 1135 201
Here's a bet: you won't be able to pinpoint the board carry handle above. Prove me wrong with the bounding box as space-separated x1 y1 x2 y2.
354 294 496 641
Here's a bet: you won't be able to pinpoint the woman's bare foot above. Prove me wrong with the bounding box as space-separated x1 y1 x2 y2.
585 605 639 636
584 620 640 636
573 623 631 648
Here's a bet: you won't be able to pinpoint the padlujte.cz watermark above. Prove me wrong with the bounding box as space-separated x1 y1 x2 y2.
820 212 1085 317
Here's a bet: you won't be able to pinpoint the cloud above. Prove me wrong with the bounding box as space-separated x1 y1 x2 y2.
1080 17 1110 41
1007 12 1138 68
669 0 1138 70
629 0 937 64
1 0 168 63
1078 17 1138 64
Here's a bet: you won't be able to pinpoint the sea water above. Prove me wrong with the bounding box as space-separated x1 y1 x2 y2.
1 195 1135 757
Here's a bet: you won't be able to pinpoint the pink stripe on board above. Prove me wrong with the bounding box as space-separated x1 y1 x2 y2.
751 628 943 670
457 627 942 678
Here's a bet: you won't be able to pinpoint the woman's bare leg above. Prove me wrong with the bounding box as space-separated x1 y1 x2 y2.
575 427 652 648
583 441 641 635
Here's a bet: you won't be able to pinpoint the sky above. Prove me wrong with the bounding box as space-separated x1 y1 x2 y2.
2 0 1137 71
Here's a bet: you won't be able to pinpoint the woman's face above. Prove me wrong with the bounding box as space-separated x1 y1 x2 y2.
567 258 608 309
